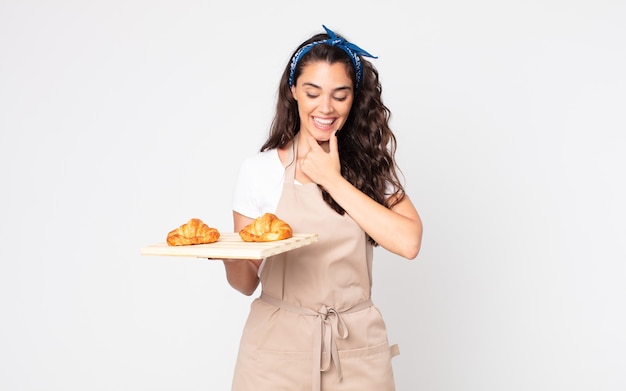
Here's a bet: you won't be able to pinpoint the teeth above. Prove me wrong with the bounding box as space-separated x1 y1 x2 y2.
314 117 334 125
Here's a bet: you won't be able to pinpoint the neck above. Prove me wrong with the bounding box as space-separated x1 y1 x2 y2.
296 133 329 157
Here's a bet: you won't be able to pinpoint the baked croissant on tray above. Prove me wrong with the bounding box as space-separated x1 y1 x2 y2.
239 213 293 242
167 218 220 246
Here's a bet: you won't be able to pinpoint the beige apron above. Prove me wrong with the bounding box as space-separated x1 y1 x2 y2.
232 137 399 391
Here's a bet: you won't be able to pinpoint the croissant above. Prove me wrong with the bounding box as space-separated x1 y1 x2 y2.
239 213 293 242
167 218 220 246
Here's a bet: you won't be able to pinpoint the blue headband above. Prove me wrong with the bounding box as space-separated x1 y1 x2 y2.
288 25 377 89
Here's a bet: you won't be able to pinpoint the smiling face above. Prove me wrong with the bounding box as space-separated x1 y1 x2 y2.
290 61 354 142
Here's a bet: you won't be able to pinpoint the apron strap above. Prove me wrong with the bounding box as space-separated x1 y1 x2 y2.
390 343 400 357
283 133 298 182
260 292 373 391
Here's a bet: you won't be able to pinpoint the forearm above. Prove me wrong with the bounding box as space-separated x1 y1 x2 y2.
222 258 262 296
324 176 423 259
223 211 263 295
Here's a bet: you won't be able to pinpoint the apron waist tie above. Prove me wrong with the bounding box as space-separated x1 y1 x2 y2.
260 292 373 391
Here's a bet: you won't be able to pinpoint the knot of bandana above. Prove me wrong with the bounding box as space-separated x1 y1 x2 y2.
288 25 377 90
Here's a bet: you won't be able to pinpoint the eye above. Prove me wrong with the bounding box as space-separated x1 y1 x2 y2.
306 93 319 99
334 96 348 102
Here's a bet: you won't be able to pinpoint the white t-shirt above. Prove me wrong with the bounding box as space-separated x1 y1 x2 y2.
232 149 286 219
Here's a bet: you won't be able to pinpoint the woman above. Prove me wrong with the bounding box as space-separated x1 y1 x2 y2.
223 25 422 391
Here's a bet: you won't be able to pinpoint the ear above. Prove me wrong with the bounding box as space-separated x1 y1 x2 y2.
290 85 297 101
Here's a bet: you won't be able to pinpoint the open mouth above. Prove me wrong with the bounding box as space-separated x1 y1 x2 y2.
313 116 335 127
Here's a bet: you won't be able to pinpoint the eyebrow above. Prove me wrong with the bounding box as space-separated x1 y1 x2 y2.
302 82 353 92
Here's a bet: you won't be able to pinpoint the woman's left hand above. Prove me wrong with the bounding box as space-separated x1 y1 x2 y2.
301 133 341 188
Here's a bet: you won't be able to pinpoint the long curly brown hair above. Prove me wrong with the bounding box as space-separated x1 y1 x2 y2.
260 30 406 245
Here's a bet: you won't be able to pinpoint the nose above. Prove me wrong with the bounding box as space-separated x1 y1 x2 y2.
319 95 334 114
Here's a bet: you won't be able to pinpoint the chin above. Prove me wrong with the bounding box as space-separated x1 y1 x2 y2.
313 131 334 142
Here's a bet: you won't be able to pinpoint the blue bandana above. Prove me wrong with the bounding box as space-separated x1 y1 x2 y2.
288 25 377 90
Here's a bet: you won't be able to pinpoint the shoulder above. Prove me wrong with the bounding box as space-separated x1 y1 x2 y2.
239 149 283 177
233 149 285 191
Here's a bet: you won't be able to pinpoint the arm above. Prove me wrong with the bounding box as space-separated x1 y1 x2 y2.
322 179 422 259
221 212 263 296
301 135 423 259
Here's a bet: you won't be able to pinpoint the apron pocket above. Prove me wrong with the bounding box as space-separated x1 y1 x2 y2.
320 341 398 390
233 347 313 391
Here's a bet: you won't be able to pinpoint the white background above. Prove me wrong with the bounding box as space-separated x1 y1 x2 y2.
1 0 625 390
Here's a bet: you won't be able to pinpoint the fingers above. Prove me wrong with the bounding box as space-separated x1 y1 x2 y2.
300 132 341 187
306 134 323 152
329 131 339 158
305 132 338 155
